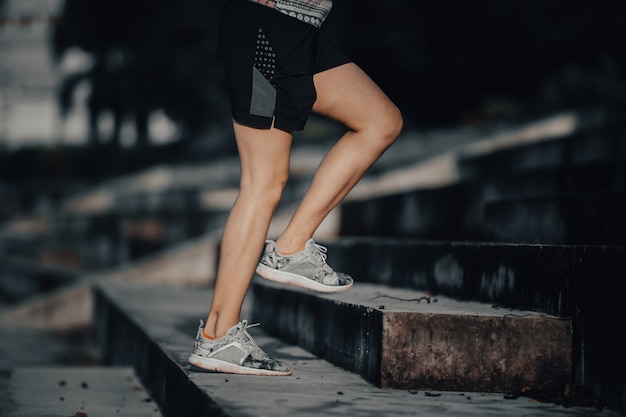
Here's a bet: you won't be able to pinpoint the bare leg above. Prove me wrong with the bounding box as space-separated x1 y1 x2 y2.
205 122 292 338
275 63 403 253
206 64 400 336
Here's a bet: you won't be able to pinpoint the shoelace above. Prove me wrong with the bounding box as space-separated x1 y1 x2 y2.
237 320 261 344
236 321 274 362
264 249 279 267
310 242 328 262
310 242 335 274
239 320 260 330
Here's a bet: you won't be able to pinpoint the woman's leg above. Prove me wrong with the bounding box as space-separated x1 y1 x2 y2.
204 121 293 338
275 63 403 253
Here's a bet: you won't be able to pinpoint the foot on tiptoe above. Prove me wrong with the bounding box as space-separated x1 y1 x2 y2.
188 320 292 376
256 239 353 293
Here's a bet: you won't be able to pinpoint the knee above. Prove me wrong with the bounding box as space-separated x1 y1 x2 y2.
240 169 288 208
366 105 403 148
386 105 404 143
264 175 288 206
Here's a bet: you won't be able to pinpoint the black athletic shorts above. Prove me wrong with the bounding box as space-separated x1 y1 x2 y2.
219 0 352 132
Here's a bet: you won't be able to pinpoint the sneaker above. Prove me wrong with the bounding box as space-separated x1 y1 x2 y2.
188 320 292 376
256 239 353 293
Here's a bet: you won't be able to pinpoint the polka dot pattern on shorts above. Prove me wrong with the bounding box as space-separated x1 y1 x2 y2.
254 28 276 85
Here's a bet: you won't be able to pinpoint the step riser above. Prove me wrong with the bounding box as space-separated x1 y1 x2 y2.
382 312 571 392
483 191 626 245
458 125 626 180
340 184 474 240
253 286 383 385
340 184 626 245
252 282 572 394
54 211 228 268
481 161 626 198
324 240 626 316
0 255 78 305
320 238 626 411
573 273 626 412
342 128 625 243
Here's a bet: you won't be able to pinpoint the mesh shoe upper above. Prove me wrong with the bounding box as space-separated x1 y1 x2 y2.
191 320 291 374
259 239 353 287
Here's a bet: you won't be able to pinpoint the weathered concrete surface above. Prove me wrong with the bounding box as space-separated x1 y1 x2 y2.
253 280 572 394
95 281 620 417
0 325 103 416
382 312 571 392
4 367 162 417
320 237 626 412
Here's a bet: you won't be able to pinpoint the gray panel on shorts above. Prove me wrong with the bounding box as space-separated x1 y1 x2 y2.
250 67 276 117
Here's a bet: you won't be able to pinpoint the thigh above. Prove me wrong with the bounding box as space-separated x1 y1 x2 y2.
233 121 293 189
312 63 398 132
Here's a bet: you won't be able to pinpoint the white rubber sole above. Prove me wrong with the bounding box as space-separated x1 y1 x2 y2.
188 355 292 376
256 264 353 293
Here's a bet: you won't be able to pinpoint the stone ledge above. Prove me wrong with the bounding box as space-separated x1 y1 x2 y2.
93 281 616 417
252 280 572 394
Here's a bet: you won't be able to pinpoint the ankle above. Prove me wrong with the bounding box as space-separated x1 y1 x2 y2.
202 329 217 340
275 238 308 255
276 245 305 256
206 310 240 339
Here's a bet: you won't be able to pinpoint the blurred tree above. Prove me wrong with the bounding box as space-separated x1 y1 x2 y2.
52 0 227 147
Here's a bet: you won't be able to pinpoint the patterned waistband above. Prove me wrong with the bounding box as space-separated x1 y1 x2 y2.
247 0 332 28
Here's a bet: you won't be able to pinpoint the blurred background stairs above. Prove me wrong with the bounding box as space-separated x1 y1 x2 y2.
2 0 626 414
2 109 625 415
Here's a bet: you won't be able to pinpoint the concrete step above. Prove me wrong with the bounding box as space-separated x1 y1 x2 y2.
252 280 572 394
458 122 626 181
482 190 626 245
3 367 162 417
321 238 626 315
340 119 625 243
52 210 227 269
93 281 619 417
339 161 626 243
476 159 626 200
319 237 626 410
0 327 101 370
0 254 79 307
339 183 477 240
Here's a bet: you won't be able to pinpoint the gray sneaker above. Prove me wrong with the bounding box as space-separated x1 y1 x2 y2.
188 320 292 376
256 239 353 293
